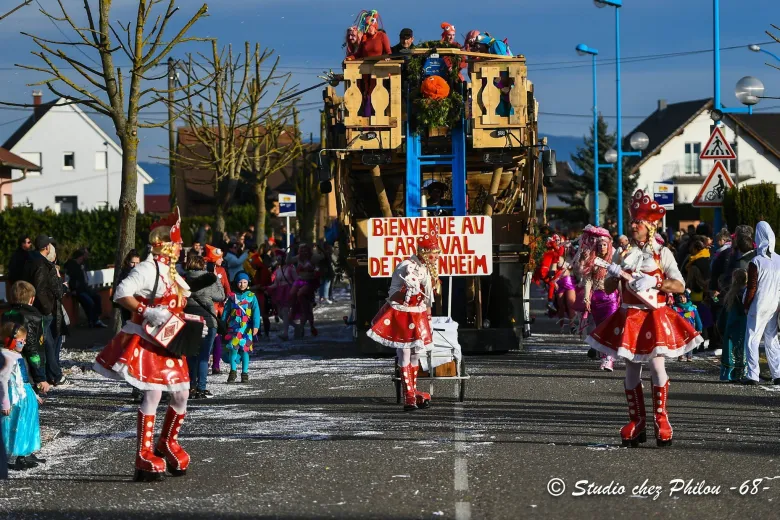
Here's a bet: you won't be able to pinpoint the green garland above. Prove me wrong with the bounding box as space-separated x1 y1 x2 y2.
406 41 464 135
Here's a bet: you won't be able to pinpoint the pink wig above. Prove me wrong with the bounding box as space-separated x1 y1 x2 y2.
577 226 614 281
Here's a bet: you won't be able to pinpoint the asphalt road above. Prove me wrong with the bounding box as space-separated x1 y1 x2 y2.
2 291 779 519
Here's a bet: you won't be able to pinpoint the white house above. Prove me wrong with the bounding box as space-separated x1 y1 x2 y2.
625 98 780 228
1 93 153 212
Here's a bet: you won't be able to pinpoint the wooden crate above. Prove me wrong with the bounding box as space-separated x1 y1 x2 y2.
419 360 457 378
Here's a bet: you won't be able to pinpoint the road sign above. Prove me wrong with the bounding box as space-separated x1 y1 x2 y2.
584 191 609 222
692 162 735 208
278 193 296 217
653 182 674 210
700 126 736 160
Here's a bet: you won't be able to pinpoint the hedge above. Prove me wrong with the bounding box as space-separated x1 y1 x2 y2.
723 182 780 252
0 205 258 270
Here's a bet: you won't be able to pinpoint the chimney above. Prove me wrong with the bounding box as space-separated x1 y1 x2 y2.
657 99 667 112
33 91 42 106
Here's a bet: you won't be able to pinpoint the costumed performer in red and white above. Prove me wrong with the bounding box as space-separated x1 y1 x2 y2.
367 229 440 411
586 190 702 447
94 208 197 481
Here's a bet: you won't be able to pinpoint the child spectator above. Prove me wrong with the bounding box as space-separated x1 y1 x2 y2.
718 268 748 381
1 281 51 395
672 290 702 362
0 322 45 470
222 272 260 383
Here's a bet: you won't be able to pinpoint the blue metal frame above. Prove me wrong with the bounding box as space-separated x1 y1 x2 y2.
577 43 607 226
752 47 780 63
405 84 468 217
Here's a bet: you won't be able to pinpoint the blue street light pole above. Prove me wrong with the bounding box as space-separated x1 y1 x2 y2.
749 44 780 63
576 43 611 226
595 0 646 236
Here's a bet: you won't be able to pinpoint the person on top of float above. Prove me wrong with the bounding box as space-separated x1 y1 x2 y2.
367 229 441 411
587 190 702 448
95 208 204 481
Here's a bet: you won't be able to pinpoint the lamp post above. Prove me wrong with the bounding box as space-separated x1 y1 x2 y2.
593 0 634 235
575 43 610 226
748 44 780 63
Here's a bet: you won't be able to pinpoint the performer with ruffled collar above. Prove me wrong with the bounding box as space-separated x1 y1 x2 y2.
368 229 440 411
587 190 702 448
94 208 197 481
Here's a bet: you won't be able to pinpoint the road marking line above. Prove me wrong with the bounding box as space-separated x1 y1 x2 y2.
454 458 469 491
455 501 471 520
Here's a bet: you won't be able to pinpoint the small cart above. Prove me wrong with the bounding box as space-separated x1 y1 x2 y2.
393 317 469 403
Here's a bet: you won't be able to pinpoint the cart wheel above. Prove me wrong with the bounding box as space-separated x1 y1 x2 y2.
394 364 401 404
459 359 467 403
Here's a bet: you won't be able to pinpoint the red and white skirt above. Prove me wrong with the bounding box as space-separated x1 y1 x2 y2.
586 305 703 362
94 331 190 392
367 303 433 352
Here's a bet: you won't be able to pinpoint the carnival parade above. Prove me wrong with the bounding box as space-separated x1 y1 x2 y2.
0 1 779 518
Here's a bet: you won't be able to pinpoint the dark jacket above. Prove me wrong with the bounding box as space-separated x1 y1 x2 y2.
64 258 89 293
23 251 62 316
183 270 224 329
709 245 731 292
6 248 30 287
687 256 712 294
1 304 46 385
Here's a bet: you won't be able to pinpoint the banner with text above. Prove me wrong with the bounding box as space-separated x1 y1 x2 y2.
367 217 493 278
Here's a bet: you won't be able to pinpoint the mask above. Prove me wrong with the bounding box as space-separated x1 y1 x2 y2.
12 338 24 352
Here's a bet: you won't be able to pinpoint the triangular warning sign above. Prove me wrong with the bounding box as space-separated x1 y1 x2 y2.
692 161 735 208
700 126 736 160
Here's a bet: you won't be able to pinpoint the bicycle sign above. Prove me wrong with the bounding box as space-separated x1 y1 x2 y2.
692 161 735 208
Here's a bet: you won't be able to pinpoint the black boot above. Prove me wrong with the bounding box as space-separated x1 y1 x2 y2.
27 453 46 464
227 370 237 383
241 373 249 383
12 456 38 470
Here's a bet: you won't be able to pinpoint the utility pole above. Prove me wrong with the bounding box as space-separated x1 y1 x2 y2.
167 57 177 209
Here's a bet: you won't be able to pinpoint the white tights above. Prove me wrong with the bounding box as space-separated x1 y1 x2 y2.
139 389 189 415
624 357 668 389
396 348 419 368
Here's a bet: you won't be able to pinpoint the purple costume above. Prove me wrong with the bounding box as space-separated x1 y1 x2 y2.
590 289 620 325
556 275 576 294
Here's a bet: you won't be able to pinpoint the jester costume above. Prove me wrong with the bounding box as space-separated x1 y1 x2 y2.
587 190 703 448
368 230 439 411
94 208 197 481
222 272 261 382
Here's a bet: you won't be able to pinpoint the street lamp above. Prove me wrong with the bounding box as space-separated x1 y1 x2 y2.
576 43 609 225
594 0 630 235
603 132 647 165
735 76 765 105
748 44 780 63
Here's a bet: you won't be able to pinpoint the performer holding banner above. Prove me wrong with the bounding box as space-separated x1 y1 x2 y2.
587 190 702 448
367 229 440 411
95 208 204 481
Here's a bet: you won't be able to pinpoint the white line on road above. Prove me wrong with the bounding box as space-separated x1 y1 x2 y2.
455 501 472 520
454 458 469 491
453 381 471 517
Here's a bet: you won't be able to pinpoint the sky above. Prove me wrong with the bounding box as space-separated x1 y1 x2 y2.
0 0 778 172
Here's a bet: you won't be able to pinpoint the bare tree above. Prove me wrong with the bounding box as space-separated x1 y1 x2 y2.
767 24 780 72
3 0 207 328
171 39 296 235
0 0 32 22
244 108 302 241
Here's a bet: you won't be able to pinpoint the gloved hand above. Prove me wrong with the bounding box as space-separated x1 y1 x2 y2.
606 263 623 278
201 325 209 338
143 306 172 327
632 273 658 292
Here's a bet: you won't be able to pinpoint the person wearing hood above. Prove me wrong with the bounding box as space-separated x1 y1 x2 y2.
222 272 260 384
183 255 224 399
741 221 780 385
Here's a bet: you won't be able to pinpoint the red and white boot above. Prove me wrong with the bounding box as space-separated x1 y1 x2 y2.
620 383 647 448
400 365 417 411
411 365 431 409
154 406 190 476
652 381 673 447
134 411 166 481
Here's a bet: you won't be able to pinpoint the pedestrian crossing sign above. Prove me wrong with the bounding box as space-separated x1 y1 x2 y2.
692 161 735 208
700 126 736 160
